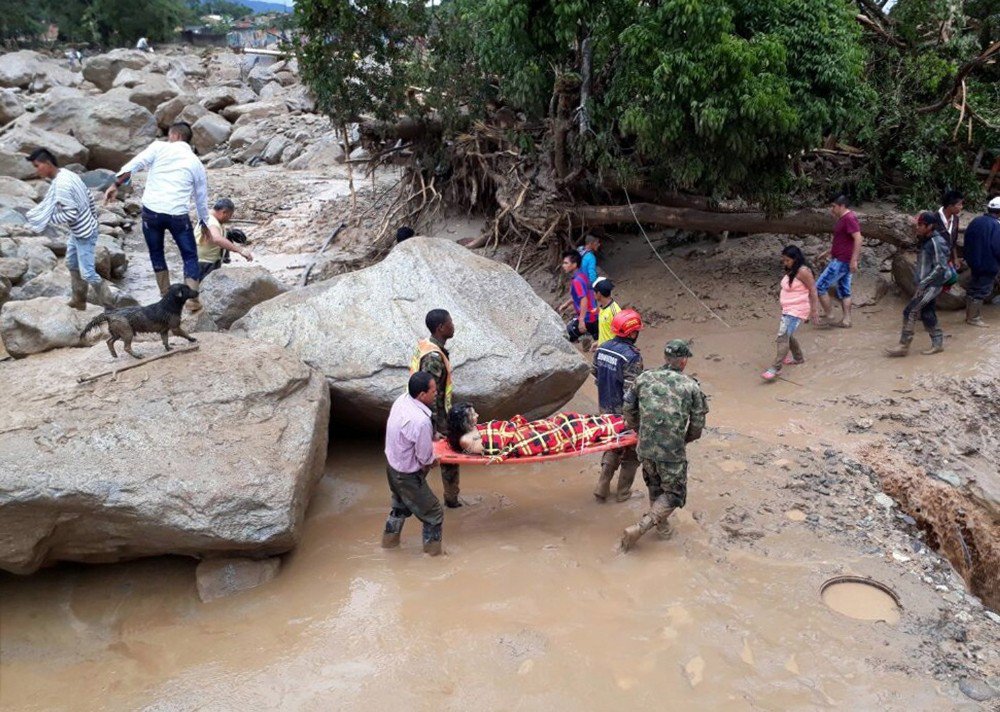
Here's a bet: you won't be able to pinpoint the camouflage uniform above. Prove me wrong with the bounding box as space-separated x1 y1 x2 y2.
418 338 461 506
620 340 708 550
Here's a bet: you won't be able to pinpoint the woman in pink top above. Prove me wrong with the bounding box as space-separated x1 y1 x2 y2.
762 245 820 382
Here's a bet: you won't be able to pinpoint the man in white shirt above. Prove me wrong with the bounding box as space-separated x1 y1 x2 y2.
105 122 210 296
938 190 963 266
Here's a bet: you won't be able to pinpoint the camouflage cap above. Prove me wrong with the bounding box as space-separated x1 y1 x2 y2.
664 339 693 357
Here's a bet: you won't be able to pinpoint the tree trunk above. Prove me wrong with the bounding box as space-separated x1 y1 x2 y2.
568 203 915 248
341 123 356 211
578 36 592 135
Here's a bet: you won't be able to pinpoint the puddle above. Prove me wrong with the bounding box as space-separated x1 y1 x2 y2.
821 577 901 624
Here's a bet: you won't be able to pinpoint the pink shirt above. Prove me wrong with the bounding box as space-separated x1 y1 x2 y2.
780 273 812 319
384 394 435 473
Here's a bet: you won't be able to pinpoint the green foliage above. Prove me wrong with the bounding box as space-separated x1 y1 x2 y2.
295 0 424 125
0 1 46 43
188 0 252 18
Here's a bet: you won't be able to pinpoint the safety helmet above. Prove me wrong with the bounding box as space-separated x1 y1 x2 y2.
611 309 643 338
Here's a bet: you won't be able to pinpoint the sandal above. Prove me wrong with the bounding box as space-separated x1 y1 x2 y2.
782 354 804 366
760 367 779 382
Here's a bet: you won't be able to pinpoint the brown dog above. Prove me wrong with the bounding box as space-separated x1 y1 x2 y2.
81 283 198 358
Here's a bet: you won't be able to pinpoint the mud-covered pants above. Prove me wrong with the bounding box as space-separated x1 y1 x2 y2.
900 284 943 346
385 464 443 542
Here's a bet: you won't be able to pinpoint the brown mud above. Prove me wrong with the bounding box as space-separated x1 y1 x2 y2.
2 194 1000 709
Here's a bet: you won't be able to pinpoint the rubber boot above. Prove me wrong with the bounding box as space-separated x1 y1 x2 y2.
422 522 443 556
185 277 202 312
66 270 88 310
90 280 116 309
154 270 171 296
381 512 405 549
655 507 677 540
618 513 655 553
593 459 615 502
442 465 462 508
920 338 944 356
884 341 910 358
966 299 987 327
615 459 639 503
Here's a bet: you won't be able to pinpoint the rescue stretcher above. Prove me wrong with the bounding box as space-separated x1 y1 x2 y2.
434 431 638 465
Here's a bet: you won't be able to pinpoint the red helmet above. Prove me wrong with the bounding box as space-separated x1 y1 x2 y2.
611 309 643 338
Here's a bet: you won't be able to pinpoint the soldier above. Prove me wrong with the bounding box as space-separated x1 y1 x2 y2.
618 339 708 553
410 309 462 508
591 309 644 502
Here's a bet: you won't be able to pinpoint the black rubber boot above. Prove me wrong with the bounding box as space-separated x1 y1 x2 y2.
381 510 406 549
422 522 443 556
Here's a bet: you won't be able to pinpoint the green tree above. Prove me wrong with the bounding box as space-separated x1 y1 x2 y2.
0 1 46 44
86 0 191 44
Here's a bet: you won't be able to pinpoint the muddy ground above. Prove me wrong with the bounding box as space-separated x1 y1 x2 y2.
1 163 999 710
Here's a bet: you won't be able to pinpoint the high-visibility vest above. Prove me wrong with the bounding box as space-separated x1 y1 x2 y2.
409 339 453 410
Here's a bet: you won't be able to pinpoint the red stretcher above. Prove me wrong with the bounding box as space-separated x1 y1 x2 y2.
434 432 638 465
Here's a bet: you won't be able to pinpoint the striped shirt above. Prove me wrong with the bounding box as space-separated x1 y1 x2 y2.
26 169 99 240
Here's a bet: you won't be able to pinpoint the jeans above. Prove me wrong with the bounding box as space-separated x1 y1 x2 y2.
816 258 853 299
65 230 100 284
966 271 998 301
777 314 803 337
141 207 199 280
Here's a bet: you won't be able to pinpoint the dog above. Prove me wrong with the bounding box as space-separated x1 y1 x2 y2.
81 283 199 358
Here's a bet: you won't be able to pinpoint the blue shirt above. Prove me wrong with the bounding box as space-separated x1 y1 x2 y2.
581 250 598 285
963 214 1000 274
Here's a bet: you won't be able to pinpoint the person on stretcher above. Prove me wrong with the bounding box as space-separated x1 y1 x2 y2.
446 403 628 462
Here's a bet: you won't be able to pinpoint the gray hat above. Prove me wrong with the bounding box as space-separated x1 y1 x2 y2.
664 339 693 357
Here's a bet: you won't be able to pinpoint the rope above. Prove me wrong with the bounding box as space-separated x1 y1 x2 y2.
621 187 731 328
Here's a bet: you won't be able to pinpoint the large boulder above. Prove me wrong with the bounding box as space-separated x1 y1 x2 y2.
0 51 77 90
0 333 330 574
13 239 57 282
0 89 24 125
11 263 135 308
109 71 182 112
891 252 967 311
0 257 28 284
232 237 590 429
287 134 345 170
198 86 256 112
153 94 195 131
200 266 287 330
0 297 104 357
30 97 157 170
82 49 151 91
192 113 233 155
222 99 288 125
0 126 89 168
0 148 36 180
228 124 260 151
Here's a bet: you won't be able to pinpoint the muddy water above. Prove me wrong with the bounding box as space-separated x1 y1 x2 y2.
822 581 901 624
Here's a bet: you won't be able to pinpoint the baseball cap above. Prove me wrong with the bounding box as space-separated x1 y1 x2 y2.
988 196 1000 210
593 278 614 296
664 339 693 357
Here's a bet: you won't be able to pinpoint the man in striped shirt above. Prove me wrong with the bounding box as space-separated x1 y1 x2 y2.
26 148 114 308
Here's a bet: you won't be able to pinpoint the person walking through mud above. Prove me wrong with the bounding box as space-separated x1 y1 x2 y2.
25 148 116 309
410 309 463 508
761 246 819 382
104 122 211 298
816 194 863 328
559 250 599 349
885 212 951 357
619 339 708 553
591 309 644 502
961 196 1000 327
382 371 444 556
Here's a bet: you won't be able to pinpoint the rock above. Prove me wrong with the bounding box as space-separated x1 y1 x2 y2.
349 146 371 162
873 492 895 510
201 266 287 330
234 138 268 164
287 134 345 170
222 100 288 125
0 275 9 307
0 257 29 284
195 557 281 602
0 176 39 204
207 156 234 170
0 89 24 125
82 49 151 91
0 332 330 573
12 262 135 308
14 240 57 282
30 97 156 171
247 64 277 94
958 677 996 702
930 470 964 488
0 297 104 357
110 72 181 113
0 125 89 168
845 268 891 308
284 86 316 114
0 148 36 180
95 235 128 280
274 71 297 88
258 81 286 100
233 238 590 429
0 209 27 226
0 51 78 90
192 114 233 155
280 143 303 164
177 103 210 126
198 86 255 112
262 136 290 164
891 252 965 311
153 94 195 131
80 169 117 191
228 124 260 151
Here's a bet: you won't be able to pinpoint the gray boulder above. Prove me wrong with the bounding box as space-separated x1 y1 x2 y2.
14 239 57 282
232 237 590 429
0 51 78 90
80 169 117 191
222 99 288 125
228 124 260 151
199 86 255 112
177 103 210 126
12 263 135 308
0 257 29 284
0 125 89 168
0 209 26 226
200 265 287 330
0 89 24 125
0 297 104 357
0 275 9 307
0 332 330 574
287 134 345 170
262 136 290 164
192 114 233 155
82 49 151 91
0 148 35 180
153 94 195 131
0 176 37 203
30 97 157 170
109 71 182 112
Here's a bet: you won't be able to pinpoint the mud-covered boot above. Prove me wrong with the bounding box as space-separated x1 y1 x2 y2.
66 270 88 310
966 299 987 327
920 338 944 355
381 512 405 548
618 513 655 553
90 280 116 309
884 341 910 358
615 460 639 503
593 461 615 502
185 277 202 312
154 270 171 296
442 465 462 508
422 522 443 556
655 508 677 540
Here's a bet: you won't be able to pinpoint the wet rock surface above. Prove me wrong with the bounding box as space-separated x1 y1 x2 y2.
195 556 282 602
199 264 287 330
0 297 104 357
0 333 330 574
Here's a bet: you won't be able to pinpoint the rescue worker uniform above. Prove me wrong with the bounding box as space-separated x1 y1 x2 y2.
411 336 461 507
620 340 709 551
591 335 643 501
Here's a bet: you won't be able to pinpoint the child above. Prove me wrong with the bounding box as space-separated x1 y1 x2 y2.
593 278 621 348
762 245 819 382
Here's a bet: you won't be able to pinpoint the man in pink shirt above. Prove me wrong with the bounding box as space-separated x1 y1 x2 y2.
382 371 444 556
816 194 864 328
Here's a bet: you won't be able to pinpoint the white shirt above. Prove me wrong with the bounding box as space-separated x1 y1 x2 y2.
118 140 210 224
937 207 958 241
